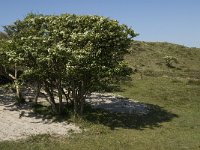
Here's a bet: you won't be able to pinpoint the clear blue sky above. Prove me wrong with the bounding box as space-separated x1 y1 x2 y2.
0 0 199 47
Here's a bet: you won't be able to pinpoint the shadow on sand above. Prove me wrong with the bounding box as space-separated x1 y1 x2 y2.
83 104 178 130
0 88 178 129
84 93 178 130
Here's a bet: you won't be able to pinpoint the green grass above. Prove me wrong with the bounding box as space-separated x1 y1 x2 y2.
0 41 200 150
1 75 199 150
127 41 200 79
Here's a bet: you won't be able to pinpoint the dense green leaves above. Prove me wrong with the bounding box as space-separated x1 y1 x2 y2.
3 13 137 115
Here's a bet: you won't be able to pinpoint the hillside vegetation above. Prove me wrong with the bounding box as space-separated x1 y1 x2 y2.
126 41 200 79
0 41 200 150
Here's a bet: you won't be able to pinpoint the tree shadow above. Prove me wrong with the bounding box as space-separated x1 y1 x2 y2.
83 104 178 130
84 93 178 130
0 88 65 123
29 104 71 123
0 88 178 129
0 88 16 106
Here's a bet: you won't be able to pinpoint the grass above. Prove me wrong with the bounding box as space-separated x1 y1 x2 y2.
127 41 200 79
0 41 200 150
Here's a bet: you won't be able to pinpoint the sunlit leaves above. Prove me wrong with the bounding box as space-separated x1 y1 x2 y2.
3 13 137 113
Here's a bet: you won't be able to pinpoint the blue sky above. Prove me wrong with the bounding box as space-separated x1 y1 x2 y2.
0 0 199 47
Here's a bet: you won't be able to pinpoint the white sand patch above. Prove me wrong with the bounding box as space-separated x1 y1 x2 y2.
86 93 150 115
0 89 80 141
0 104 81 141
0 88 149 141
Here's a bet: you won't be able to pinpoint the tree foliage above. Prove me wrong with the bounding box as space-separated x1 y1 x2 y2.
3 14 137 115
0 31 26 103
163 55 178 68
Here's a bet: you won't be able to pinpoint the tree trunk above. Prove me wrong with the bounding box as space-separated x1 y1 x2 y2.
44 81 57 113
14 64 24 103
61 88 70 106
79 81 85 116
80 97 84 116
72 81 78 117
80 80 87 115
57 79 63 115
34 82 41 104
74 98 78 117
14 81 24 103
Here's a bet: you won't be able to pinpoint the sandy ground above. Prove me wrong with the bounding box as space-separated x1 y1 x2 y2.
0 89 80 141
86 93 149 115
0 88 149 141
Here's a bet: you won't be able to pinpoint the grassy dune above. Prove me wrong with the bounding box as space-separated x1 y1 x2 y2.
0 41 200 150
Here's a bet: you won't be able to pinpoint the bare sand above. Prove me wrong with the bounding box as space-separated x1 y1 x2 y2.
0 90 80 141
0 88 149 141
86 92 149 115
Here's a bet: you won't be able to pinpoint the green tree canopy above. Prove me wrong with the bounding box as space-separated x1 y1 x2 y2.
4 13 137 115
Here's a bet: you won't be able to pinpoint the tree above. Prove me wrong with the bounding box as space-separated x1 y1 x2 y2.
4 14 137 115
0 32 8 40
0 32 9 78
0 30 26 103
0 32 25 103
163 56 178 68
